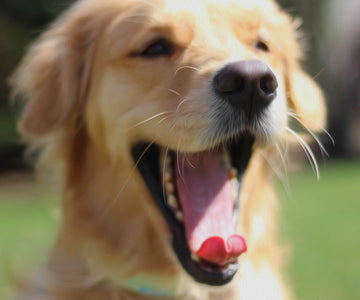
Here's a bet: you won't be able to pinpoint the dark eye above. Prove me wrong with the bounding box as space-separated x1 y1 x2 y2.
140 38 174 58
255 40 270 52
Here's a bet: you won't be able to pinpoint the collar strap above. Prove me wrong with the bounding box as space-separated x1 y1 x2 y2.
122 274 187 298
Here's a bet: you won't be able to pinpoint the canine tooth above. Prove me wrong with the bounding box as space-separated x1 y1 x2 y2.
229 168 238 178
164 171 172 182
175 211 184 222
165 182 175 194
191 253 201 263
167 194 178 209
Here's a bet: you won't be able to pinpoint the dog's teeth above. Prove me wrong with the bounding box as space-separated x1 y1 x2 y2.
175 211 184 222
191 253 201 263
164 171 172 182
229 168 238 178
167 194 178 209
164 155 172 166
165 182 175 194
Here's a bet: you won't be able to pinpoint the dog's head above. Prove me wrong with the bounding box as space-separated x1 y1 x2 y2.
13 0 325 286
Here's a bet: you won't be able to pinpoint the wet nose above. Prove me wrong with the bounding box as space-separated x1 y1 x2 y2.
213 60 278 120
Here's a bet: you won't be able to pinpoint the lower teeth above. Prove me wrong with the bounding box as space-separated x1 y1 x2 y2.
191 253 201 263
175 211 184 222
165 182 175 194
167 194 178 209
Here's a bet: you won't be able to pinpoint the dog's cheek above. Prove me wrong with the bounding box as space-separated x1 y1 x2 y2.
288 70 326 132
84 70 135 154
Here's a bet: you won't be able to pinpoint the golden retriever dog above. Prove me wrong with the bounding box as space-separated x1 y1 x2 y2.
11 0 325 299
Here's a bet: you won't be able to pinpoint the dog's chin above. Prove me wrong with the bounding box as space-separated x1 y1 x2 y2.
131 133 255 286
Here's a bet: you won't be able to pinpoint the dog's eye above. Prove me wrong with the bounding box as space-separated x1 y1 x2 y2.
140 38 174 58
255 40 270 52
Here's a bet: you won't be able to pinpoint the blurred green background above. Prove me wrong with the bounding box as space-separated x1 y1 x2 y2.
0 0 359 299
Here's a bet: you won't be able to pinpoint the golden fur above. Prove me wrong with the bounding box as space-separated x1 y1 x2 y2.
11 0 325 299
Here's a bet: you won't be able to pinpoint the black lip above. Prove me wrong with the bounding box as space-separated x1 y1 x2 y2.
131 136 254 286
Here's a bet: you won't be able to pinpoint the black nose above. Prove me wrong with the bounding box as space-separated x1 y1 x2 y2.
213 60 278 120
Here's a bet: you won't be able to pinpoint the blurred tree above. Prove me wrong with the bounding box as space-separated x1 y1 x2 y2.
326 0 360 157
278 0 327 74
0 0 74 170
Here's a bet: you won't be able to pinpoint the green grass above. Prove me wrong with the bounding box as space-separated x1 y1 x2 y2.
0 160 359 299
0 178 58 299
281 160 360 300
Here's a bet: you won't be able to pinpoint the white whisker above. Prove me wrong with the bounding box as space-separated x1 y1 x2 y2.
174 65 201 77
185 153 196 169
176 137 185 182
159 116 171 123
100 140 157 219
182 151 186 177
176 98 190 114
168 89 182 97
127 111 171 130
275 143 289 182
162 145 170 203
287 112 329 157
135 0 161 9
286 127 320 180
287 111 335 145
261 150 293 200
311 66 326 81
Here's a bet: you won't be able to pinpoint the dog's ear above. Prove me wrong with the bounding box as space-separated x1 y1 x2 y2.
11 3 107 138
287 63 326 131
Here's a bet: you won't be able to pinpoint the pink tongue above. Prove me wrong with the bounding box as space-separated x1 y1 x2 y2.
175 152 247 266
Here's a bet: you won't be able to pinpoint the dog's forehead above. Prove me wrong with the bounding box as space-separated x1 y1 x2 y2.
114 0 277 21
159 0 276 11
103 0 291 63
107 0 278 39
148 0 277 19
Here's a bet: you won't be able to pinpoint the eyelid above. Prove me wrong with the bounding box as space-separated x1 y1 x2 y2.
255 39 270 52
137 37 175 58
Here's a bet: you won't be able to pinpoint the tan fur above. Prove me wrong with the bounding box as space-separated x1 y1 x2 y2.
11 0 325 299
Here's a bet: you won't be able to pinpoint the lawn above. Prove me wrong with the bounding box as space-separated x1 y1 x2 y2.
0 160 359 299
280 160 360 300
0 173 58 299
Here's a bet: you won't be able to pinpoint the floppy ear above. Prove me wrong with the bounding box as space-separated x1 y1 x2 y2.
11 4 105 138
287 64 326 131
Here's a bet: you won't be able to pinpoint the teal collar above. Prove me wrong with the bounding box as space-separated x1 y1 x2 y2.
123 274 187 298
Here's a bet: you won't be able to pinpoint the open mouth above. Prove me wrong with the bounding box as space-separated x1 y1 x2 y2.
131 134 254 286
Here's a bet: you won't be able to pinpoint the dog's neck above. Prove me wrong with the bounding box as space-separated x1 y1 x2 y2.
55 131 192 296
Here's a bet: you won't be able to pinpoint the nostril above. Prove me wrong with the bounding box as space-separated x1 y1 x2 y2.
214 71 246 94
214 76 233 93
260 73 278 94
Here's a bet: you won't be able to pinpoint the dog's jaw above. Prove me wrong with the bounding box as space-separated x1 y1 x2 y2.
131 134 255 286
